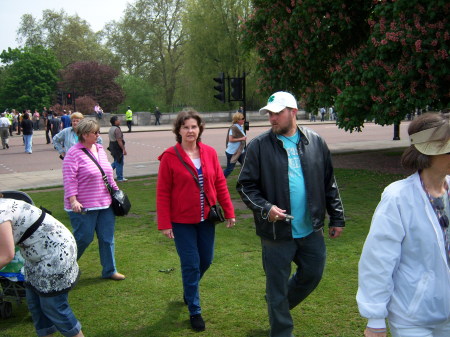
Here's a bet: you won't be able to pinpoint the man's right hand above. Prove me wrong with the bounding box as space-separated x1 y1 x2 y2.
268 205 286 222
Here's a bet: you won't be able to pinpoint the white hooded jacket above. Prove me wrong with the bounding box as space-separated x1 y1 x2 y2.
357 172 450 328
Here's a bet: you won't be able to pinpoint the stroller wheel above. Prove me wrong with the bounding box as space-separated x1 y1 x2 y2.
0 301 12 319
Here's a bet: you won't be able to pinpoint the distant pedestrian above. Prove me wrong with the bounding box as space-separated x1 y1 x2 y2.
223 112 246 178
0 112 11 149
51 113 61 138
44 110 52 144
6 110 13 136
94 103 103 120
21 113 33 154
328 106 334 121
154 107 161 125
320 107 326 122
310 111 316 122
108 116 127 182
32 110 40 130
61 110 71 129
125 106 133 132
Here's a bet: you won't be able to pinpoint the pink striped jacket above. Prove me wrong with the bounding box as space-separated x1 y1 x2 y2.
63 142 118 211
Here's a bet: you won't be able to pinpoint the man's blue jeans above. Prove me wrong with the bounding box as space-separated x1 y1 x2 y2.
26 287 82 337
172 221 215 315
261 230 326 337
112 158 124 180
68 206 117 278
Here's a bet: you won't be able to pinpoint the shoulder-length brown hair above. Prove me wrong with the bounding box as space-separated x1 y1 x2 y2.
172 108 204 144
401 112 449 171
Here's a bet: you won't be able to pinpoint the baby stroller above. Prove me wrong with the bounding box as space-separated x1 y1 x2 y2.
0 191 33 319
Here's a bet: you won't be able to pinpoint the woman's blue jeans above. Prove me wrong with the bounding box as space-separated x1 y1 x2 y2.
25 287 81 337
23 134 33 153
261 230 326 337
68 206 117 278
172 221 215 315
223 151 244 178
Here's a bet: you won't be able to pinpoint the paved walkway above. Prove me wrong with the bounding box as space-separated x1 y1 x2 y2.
0 120 409 191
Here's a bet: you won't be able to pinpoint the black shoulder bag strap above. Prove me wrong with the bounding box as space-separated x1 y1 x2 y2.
81 148 113 195
173 146 213 208
17 209 46 245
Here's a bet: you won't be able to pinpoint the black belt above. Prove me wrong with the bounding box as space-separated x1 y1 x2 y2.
17 210 46 245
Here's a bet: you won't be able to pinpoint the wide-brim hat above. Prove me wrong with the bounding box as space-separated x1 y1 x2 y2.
409 121 450 155
259 91 298 115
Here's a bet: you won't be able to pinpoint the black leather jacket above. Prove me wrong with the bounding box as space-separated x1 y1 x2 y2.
236 126 345 241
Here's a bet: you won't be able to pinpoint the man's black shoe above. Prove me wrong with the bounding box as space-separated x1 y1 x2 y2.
190 314 205 332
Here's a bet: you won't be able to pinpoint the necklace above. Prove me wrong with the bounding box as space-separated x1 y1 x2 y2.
278 132 299 146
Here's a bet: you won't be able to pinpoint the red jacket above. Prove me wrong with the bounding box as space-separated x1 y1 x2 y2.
156 142 235 230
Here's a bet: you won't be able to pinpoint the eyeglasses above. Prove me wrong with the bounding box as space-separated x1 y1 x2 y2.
433 197 449 229
91 131 100 135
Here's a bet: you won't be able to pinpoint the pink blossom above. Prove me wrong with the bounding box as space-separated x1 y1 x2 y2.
415 40 422 52
381 39 388 45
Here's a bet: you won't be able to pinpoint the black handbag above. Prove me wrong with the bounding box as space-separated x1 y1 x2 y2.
174 146 225 224
81 148 131 216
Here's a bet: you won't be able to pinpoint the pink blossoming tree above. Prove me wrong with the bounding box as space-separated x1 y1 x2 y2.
243 0 449 131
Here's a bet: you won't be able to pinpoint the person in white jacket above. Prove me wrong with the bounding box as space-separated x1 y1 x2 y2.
357 111 450 337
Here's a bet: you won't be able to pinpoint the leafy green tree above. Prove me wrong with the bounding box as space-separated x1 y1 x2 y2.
59 61 124 112
182 0 263 110
17 10 119 68
0 46 61 111
243 0 449 131
116 74 157 112
105 0 185 110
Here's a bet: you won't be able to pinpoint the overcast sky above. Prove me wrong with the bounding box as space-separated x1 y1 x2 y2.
0 0 131 52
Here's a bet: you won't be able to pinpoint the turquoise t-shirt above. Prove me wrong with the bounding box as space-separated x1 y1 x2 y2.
277 132 313 238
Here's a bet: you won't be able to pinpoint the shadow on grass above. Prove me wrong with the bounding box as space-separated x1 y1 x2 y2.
93 300 186 337
246 328 269 336
76 276 107 288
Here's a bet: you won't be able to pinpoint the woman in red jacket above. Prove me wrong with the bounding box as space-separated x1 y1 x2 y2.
157 108 235 332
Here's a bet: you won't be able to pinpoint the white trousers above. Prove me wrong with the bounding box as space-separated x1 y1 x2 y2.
389 318 450 337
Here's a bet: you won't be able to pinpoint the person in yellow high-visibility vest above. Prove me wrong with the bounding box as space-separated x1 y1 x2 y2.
125 106 133 132
5 110 13 136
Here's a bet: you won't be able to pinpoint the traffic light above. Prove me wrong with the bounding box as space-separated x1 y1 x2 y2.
57 91 63 105
231 78 243 100
213 72 225 103
66 92 73 105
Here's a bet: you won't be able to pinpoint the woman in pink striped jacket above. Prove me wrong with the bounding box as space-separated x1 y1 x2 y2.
63 119 125 281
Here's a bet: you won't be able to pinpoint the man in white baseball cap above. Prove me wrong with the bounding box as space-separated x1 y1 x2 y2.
238 91 345 337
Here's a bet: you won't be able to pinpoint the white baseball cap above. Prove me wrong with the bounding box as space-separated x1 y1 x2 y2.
259 91 298 115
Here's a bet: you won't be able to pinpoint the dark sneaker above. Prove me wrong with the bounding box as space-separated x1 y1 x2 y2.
190 314 205 332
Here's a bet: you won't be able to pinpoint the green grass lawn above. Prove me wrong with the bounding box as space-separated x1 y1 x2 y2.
0 168 405 337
